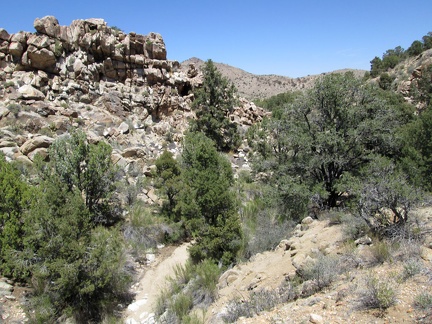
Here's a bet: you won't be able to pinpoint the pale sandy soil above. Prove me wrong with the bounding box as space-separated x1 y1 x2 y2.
124 243 190 324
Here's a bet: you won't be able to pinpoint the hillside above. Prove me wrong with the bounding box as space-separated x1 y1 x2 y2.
120 209 432 323
208 209 432 323
181 57 366 100
1 16 432 324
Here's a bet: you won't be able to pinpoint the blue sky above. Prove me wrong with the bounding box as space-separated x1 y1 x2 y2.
1 0 431 77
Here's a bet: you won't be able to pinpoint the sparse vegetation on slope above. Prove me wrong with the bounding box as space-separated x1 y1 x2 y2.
1 17 432 324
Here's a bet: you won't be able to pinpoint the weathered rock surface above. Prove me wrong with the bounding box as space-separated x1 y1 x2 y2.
20 135 54 155
0 16 268 215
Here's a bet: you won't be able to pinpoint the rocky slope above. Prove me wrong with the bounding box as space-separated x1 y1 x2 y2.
208 210 432 323
0 16 267 190
387 48 432 110
0 15 269 321
1 16 432 324
181 57 366 100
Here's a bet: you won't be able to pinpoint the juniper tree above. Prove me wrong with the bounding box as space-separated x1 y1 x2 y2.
249 73 405 216
192 59 240 151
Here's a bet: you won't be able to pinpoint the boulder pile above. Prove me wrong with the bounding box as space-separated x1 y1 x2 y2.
0 16 268 204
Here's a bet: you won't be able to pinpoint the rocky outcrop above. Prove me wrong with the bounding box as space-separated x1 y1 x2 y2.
0 16 268 207
2 16 167 80
0 16 196 115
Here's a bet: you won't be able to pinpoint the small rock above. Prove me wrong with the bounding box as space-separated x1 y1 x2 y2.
277 239 290 251
122 147 145 158
5 295 16 301
354 236 372 246
20 135 53 155
0 28 10 41
118 121 130 134
0 106 10 119
219 269 241 289
0 281 13 296
309 313 323 324
307 297 321 306
145 253 156 264
146 188 158 203
302 216 314 225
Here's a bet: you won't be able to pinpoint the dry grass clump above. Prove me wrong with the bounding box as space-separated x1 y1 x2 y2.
221 282 297 323
358 275 397 310
155 260 221 323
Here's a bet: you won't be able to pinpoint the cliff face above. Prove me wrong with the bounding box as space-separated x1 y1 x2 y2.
0 16 267 183
0 16 197 118
1 16 169 81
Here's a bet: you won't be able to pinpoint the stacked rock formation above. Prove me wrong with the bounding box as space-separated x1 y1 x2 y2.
0 16 268 179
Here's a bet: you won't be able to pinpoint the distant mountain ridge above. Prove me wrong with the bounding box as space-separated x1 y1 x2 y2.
181 57 367 100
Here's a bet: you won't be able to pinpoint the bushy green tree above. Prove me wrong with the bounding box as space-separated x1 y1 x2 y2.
192 59 240 151
48 130 120 225
155 150 182 221
378 72 395 90
370 56 383 78
407 40 424 56
0 155 31 278
401 107 432 191
370 46 406 77
410 64 432 109
422 32 432 50
0 132 129 322
349 156 421 235
22 174 130 322
178 132 242 265
249 73 403 215
254 91 300 116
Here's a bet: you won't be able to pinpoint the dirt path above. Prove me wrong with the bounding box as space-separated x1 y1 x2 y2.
124 243 190 324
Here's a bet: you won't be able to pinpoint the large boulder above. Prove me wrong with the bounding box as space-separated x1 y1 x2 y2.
33 16 60 38
0 28 10 41
144 32 166 60
26 47 56 70
121 147 145 158
18 85 45 100
20 136 54 156
9 42 24 57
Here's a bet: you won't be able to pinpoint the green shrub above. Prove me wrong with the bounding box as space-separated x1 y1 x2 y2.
402 259 422 280
7 103 21 117
25 294 57 324
180 132 242 266
301 253 341 291
5 120 23 132
155 287 170 317
123 203 168 261
394 237 423 262
38 127 55 137
110 26 123 34
323 210 345 225
182 312 206 324
222 282 296 323
170 262 194 291
359 275 397 310
156 260 221 321
171 293 193 321
54 40 63 57
241 208 293 259
369 240 392 264
0 155 31 279
3 81 15 88
414 292 432 310
191 259 221 307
